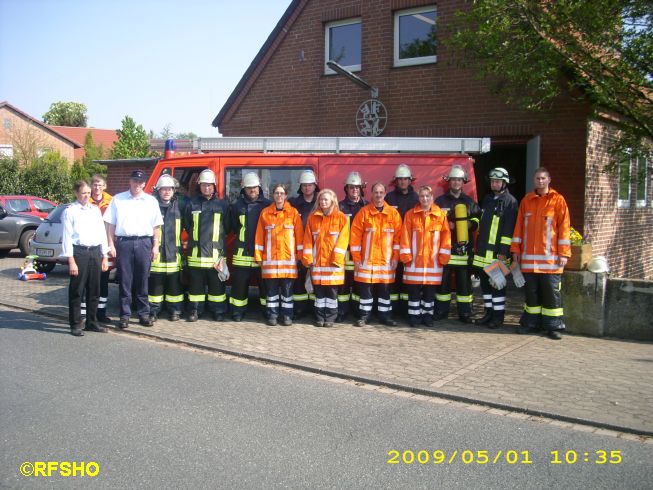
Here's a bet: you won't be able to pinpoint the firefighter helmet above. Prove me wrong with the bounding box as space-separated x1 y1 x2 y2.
299 170 317 185
587 256 609 274
394 164 413 180
444 165 468 183
488 167 514 184
155 174 176 190
198 169 216 185
344 171 364 187
242 172 261 188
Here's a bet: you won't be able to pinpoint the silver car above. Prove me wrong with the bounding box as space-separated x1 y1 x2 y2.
29 204 68 273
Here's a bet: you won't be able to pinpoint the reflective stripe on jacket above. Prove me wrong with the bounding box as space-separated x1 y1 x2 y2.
254 202 304 279
151 197 183 273
228 188 271 268
472 190 518 268
510 188 571 274
350 202 402 284
339 197 367 271
301 208 349 286
400 203 451 285
435 192 480 267
184 194 229 269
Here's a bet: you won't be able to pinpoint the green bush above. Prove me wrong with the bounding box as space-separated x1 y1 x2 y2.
22 151 73 203
0 158 23 194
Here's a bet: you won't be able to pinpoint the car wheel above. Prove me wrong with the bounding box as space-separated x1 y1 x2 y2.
19 230 36 256
34 260 55 273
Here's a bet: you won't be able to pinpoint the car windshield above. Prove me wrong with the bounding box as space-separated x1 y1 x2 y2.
45 204 68 223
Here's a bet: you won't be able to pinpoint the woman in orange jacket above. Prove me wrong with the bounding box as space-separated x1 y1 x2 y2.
254 184 304 326
400 185 451 327
302 189 349 328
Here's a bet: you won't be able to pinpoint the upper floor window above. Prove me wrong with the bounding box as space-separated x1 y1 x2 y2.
325 18 361 74
3 118 11 129
617 155 631 208
635 156 649 207
394 6 437 67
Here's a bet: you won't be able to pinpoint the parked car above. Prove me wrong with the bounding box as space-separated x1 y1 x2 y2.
0 203 43 257
0 195 57 219
28 204 69 273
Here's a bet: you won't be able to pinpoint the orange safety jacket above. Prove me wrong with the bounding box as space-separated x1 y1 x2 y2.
254 201 304 279
301 208 349 286
350 202 402 284
91 191 115 268
399 203 452 285
510 188 571 274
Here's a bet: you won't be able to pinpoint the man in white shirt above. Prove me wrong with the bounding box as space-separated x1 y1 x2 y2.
104 170 163 328
62 181 110 336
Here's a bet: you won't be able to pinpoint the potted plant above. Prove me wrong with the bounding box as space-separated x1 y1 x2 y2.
566 227 592 270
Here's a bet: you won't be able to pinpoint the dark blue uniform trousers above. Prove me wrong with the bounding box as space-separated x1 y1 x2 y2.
116 236 152 319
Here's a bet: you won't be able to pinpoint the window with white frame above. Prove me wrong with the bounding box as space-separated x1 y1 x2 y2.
394 6 437 67
635 156 648 207
3 118 11 129
0 144 13 157
617 155 631 208
325 18 361 74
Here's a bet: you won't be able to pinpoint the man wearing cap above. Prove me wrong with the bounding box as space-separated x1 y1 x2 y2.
104 169 163 329
472 167 518 329
385 164 419 315
288 169 320 318
228 171 271 321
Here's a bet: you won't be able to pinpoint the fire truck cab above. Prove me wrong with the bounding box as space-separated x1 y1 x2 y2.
145 136 489 203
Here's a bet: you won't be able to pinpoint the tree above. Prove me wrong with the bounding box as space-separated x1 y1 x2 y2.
5 123 48 167
42 101 88 127
22 151 72 202
0 158 23 195
111 116 152 159
174 131 198 140
447 0 653 165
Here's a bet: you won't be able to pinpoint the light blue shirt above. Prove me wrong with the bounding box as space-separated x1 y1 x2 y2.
103 191 163 237
62 201 110 258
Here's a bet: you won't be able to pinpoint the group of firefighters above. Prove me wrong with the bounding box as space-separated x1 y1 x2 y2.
83 162 571 340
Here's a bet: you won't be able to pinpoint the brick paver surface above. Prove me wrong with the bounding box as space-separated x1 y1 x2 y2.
1 256 651 433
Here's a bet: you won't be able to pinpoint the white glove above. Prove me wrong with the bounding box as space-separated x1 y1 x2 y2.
484 261 507 290
510 262 526 288
214 257 230 282
304 270 314 294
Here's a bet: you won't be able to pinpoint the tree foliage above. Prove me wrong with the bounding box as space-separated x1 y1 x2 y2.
22 151 73 202
42 101 88 127
0 158 23 195
111 116 152 159
448 0 653 165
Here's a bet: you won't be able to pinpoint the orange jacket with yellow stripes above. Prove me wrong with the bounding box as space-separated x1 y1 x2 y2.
254 202 304 279
510 188 571 274
399 203 451 285
349 202 402 284
301 208 349 286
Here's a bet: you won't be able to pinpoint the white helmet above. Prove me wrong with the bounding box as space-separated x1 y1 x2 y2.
344 171 364 187
394 164 413 179
299 170 317 185
242 172 261 188
488 167 512 184
444 165 468 183
155 174 176 190
587 256 609 274
198 169 216 185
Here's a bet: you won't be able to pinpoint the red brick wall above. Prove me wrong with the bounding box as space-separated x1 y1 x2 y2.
105 162 157 196
584 120 653 280
218 0 590 233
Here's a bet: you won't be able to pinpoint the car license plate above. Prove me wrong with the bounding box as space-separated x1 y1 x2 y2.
36 248 54 257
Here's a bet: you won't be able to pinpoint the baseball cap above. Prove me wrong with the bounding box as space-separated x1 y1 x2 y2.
130 169 146 181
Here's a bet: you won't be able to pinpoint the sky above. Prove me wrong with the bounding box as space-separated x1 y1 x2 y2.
0 0 290 136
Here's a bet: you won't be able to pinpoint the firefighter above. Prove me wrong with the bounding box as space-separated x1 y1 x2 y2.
400 185 451 327
302 189 349 328
435 165 481 323
337 171 367 322
87 174 113 323
473 167 518 329
350 182 402 327
148 174 185 322
255 184 304 326
288 170 320 318
385 163 418 315
228 172 271 322
184 169 230 322
510 167 571 340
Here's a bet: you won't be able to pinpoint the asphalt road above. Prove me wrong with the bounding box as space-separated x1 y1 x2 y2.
1 306 651 489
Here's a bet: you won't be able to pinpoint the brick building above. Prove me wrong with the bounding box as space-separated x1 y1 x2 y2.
212 0 652 279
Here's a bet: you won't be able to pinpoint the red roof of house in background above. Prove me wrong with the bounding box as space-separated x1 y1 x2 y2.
48 126 118 160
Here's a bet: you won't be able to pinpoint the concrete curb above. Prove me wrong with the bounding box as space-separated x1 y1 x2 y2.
3 298 652 438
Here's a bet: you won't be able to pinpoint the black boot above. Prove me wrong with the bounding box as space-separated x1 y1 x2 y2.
474 309 493 325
